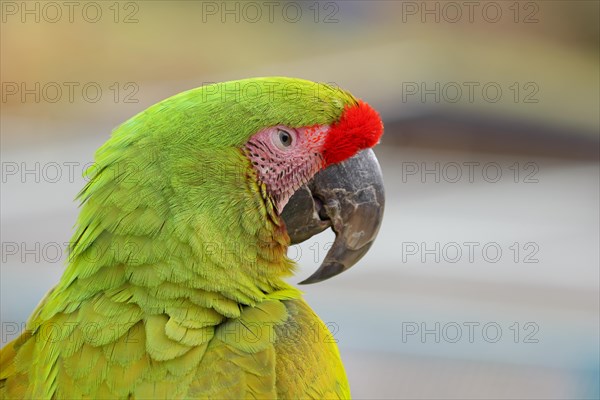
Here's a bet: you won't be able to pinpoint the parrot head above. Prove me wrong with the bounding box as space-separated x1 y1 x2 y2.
79 77 384 298
3 78 384 400
236 79 385 283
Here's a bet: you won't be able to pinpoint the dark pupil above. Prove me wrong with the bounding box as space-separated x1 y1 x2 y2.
279 130 291 146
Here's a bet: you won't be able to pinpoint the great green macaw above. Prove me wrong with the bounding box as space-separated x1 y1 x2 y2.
0 77 385 399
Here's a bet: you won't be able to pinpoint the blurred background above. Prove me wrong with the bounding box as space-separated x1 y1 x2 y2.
1 1 598 398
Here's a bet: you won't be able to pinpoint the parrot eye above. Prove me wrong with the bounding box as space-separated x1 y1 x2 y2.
273 128 295 150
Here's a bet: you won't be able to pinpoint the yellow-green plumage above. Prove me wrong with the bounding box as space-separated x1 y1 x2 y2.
1 78 356 399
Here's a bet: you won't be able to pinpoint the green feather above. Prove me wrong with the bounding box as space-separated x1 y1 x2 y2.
0 78 354 399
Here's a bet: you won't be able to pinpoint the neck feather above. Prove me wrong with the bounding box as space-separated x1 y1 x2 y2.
38 143 298 323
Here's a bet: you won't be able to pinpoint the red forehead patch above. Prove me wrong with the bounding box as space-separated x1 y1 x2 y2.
322 100 383 166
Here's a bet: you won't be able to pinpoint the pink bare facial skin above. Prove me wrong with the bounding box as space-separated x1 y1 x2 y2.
245 124 329 213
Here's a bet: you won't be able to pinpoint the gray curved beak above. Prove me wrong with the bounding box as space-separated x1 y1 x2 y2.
281 149 385 284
